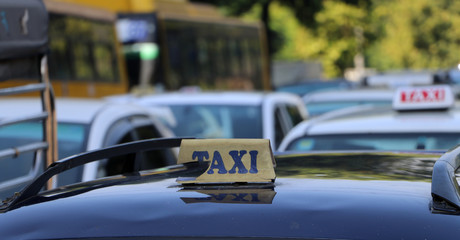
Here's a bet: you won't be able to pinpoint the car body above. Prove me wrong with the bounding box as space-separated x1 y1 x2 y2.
109 91 308 150
303 88 394 117
445 68 460 98
1 138 459 239
279 85 460 152
0 98 176 200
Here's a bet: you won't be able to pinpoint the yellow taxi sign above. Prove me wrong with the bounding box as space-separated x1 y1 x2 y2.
393 85 454 111
177 139 276 184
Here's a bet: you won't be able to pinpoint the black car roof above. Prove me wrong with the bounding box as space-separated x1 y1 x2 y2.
0 175 450 239
1 138 460 239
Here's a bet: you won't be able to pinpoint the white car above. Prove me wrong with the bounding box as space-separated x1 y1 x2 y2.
109 91 308 150
303 88 394 117
279 85 460 152
0 98 176 199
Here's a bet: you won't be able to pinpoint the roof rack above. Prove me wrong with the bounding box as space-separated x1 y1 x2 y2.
0 1 57 193
0 137 185 211
431 145 460 214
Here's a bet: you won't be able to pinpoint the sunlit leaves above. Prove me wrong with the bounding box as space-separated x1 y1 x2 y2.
365 0 460 72
192 0 460 77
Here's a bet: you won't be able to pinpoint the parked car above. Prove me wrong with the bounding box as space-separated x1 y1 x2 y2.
279 85 460 152
0 98 176 200
109 91 308 149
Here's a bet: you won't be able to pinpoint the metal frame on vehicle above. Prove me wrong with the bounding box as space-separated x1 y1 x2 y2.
0 0 57 192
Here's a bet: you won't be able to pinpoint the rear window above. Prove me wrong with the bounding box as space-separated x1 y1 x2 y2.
287 133 460 151
167 105 263 139
306 100 391 117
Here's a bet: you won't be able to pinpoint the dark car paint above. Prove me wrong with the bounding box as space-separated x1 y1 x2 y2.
1 151 459 239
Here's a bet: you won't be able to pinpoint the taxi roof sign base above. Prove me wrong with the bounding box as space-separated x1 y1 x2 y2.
179 182 275 189
177 177 275 185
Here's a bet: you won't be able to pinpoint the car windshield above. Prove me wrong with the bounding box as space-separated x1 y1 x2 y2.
306 100 391 117
166 105 263 139
286 133 460 151
0 122 86 184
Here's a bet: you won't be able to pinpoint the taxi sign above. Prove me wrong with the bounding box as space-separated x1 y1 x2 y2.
177 139 276 184
392 85 454 111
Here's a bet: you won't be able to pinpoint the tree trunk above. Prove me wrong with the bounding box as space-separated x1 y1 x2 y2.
261 0 271 57
261 0 272 88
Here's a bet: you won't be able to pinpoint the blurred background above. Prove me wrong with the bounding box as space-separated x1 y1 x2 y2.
3 0 460 197
5 0 460 97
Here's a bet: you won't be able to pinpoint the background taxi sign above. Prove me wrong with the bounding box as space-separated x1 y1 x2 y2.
392 85 454 111
177 139 276 184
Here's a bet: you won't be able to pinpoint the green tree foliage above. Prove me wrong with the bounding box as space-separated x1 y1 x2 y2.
192 0 460 77
190 0 323 56
307 1 368 77
267 1 368 77
367 0 460 71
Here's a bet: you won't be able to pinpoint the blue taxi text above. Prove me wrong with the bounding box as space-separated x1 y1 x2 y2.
192 150 259 174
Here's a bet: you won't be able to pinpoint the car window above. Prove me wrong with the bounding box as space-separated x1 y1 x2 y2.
55 123 87 186
274 107 286 149
104 130 137 176
0 123 42 183
306 100 391 117
167 105 263 139
0 122 86 186
100 117 177 178
275 103 303 149
0 123 37 182
285 104 304 127
133 125 177 169
57 123 87 158
276 81 350 96
287 133 460 151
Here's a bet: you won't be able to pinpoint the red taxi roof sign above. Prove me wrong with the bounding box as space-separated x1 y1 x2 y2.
392 85 454 111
